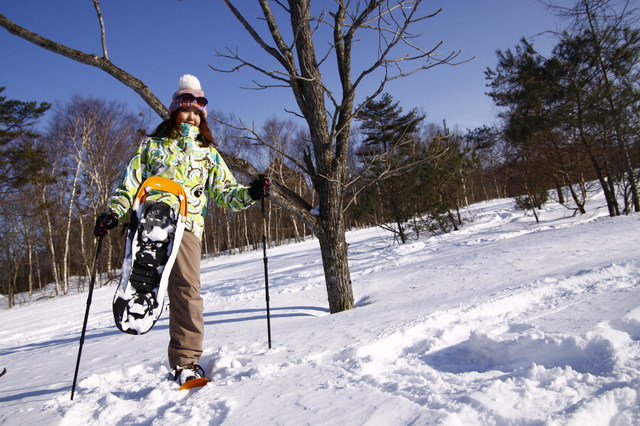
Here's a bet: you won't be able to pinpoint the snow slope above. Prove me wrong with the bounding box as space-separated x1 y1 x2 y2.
1 192 639 425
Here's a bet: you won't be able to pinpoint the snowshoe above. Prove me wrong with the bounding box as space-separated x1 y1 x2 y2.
113 177 188 335
170 363 210 390
170 363 206 385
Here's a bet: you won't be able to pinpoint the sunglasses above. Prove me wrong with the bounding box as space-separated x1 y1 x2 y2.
177 93 208 107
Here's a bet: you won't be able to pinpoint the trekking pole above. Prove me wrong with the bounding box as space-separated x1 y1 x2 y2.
260 176 272 349
71 235 104 400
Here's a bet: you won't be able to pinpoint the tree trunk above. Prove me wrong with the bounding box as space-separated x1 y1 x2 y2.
316 198 354 313
62 157 83 294
41 189 61 296
318 236 353 313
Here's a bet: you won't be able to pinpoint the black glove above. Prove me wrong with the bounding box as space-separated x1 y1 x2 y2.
248 176 270 200
94 212 118 237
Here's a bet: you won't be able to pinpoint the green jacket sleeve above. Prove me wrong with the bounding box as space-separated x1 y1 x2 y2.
108 141 148 222
206 148 255 211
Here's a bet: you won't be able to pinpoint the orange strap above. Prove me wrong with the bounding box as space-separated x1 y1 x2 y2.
133 177 188 218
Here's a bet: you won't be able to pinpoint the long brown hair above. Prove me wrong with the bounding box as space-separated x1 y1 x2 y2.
149 108 217 147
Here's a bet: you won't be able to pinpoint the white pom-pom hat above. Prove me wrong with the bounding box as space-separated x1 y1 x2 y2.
169 74 208 117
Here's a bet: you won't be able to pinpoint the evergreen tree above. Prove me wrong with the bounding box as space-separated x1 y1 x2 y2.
353 93 425 243
0 87 51 193
486 39 568 221
486 1 640 218
357 93 424 170
554 24 640 215
419 131 477 233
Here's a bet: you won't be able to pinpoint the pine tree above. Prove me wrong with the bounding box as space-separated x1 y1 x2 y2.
354 93 425 243
0 87 51 192
357 93 424 170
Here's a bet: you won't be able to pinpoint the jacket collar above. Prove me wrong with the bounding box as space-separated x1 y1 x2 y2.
179 122 200 140
161 123 201 150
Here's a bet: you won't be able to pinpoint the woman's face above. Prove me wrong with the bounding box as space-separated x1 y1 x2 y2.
176 107 201 127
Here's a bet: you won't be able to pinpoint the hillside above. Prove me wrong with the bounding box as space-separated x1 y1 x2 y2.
1 192 639 425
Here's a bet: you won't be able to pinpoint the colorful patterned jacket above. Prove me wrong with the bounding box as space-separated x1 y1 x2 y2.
108 123 254 240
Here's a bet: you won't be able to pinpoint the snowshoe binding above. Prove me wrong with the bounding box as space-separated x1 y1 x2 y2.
170 363 210 390
170 363 206 384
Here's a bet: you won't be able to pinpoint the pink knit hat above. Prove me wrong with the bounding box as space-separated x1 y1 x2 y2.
169 74 208 117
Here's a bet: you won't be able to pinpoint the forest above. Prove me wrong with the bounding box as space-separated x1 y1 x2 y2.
1 0 639 308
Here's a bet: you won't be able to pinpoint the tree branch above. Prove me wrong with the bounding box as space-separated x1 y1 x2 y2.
211 47 292 84
0 13 167 119
219 149 317 227
210 114 312 175
220 0 292 71
92 0 108 60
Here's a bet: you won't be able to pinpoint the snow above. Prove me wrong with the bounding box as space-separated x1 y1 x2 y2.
1 191 640 425
142 226 172 243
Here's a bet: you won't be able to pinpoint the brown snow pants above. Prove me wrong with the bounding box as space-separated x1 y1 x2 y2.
167 230 204 369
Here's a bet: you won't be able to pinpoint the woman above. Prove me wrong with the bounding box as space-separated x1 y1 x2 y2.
94 75 269 384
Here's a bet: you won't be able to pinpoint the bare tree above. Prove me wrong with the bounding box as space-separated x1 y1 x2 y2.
0 0 463 313
34 96 144 294
213 0 462 312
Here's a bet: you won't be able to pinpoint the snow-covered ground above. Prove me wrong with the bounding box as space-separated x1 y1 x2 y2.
1 191 639 425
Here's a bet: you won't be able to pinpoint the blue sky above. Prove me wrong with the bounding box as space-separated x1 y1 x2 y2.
1 1 566 133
